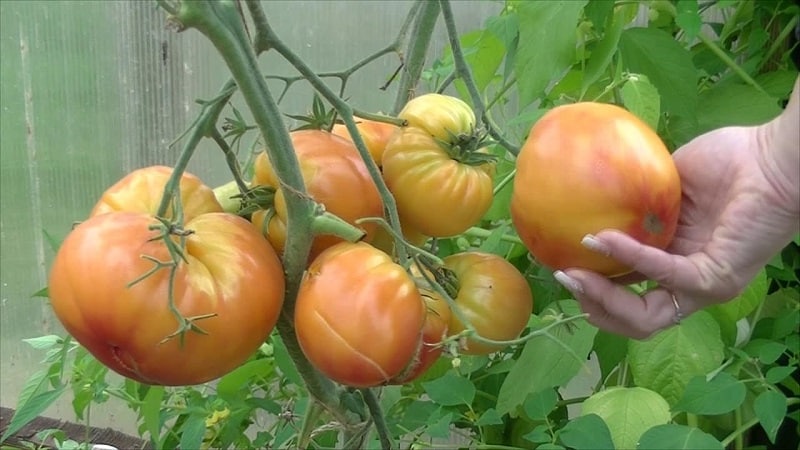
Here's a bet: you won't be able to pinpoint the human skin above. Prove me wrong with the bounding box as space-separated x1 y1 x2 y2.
554 76 800 339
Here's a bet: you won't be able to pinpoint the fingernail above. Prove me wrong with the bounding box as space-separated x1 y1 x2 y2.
581 234 611 256
554 270 584 295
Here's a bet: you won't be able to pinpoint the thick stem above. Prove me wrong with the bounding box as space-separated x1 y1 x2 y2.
391 0 440 114
361 389 392 450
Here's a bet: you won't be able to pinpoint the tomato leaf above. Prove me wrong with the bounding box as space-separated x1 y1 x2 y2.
628 311 725 406
583 0 614 33
523 388 558 421
179 413 207 450
581 7 626 98
581 387 671 450
593 330 629 383
672 372 746 415
423 371 476 406
637 424 724 450
706 269 768 346
694 82 782 135
0 387 66 443
476 408 504 426
141 385 165 445
754 390 787 443
620 74 661 130
675 0 702 41
449 30 505 98
427 411 455 438
514 1 587 107
618 27 697 119
271 334 303 386
496 300 596 415
557 413 614 450
217 357 273 402
22 335 63 350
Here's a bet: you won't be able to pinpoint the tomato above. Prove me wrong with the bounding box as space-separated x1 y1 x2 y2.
331 119 399 166
444 252 533 355
48 211 285 386
397 93 476 141
510 102 681 277
90 166 222 219
294 242 426 387
392 288 450 383
251 130 384 261
382 126 495 237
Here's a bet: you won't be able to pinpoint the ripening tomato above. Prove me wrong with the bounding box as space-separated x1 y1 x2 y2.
48 211 285 386
90 166 222 219
382 126 495 237
331 119 399 166
251 130 384 261
510 102 681 277
444 252 533 355
294 242 426 387
391 288 451 383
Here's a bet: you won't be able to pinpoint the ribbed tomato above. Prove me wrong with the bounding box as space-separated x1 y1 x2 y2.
294 242 426 387
510 102 681 276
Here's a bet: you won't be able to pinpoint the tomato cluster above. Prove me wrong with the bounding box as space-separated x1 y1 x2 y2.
47 93 678 389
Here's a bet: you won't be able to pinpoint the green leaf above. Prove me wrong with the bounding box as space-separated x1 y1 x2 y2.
537 444 566 450
558 413 615 450
22 335 63 350
618 27 697 119
628 311 725 406
0 387 66 443
31 287 49 298
476 408 504 426
694 82 782 135
514 1 587 106
523 424 552 444
765 366 796 384
675 0 702 40
581 6 626 97
637 424 724 450
427 412 454 438
582 387 671 450
217 357 272 402
758 341 787 365
584 0 615 33
523 388 558 421
593 331 629 383
451 30 504 98
271 334 302 386
672 372 746 415
753 390 787 443
179 413 206 450
620 73 661 129
141 385 164 445
706 270 768 345
496 300 597 414
398 400 439 432
423 371 476 406
42 228 62 253
13 369 49 417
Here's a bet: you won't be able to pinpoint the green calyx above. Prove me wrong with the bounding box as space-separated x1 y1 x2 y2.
234 184 277 217
435 127 497 166
286 93 337 132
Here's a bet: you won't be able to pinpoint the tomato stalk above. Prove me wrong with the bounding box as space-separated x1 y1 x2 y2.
391 0 441 115
244 0 410 264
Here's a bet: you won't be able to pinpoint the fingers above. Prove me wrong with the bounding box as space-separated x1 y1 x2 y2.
554 269 679 339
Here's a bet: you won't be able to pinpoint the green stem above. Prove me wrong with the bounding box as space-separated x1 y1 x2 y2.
697 33 767 94
362 389 392 450
312 210 366 243
392 0 440 114
463 226 524 246
758 15 799 72
210 128 249 194
297 400 324 449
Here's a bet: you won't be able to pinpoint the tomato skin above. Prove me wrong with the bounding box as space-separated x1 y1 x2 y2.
392 289 451 383
444 252 533 355
331 119 399 166
382 126 495 237
398 93 476 141
251 130 384 260
90 166 222 219
294 242 426 388
48 212 285 386
510 102 681 277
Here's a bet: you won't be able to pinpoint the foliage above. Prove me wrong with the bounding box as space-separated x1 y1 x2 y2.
3 1 799 449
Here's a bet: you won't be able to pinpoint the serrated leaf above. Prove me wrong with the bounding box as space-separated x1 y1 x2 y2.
523 388 558 421
637 424 724 450
753 390 786 443
618 27 697 119
514 1 587 106
620 74 661 129
423 371 475 406
496 300 597 415
217 357 272 402
476 408 504 426
0 387 66 443
672 372 746 415
628 311 724 406
581 387 671 450
179 414 206 450
558 413 615 450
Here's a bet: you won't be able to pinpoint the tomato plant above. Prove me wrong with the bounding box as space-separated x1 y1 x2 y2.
441 251 533 355
90 165 223 219
511 102 681 276
392 288 451 384
251 129 384 260
47 211 285 386
294 242 426 388
331 118 399 166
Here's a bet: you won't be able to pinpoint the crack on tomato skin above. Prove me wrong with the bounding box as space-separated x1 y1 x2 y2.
110 344 151 384
311 309 391 386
